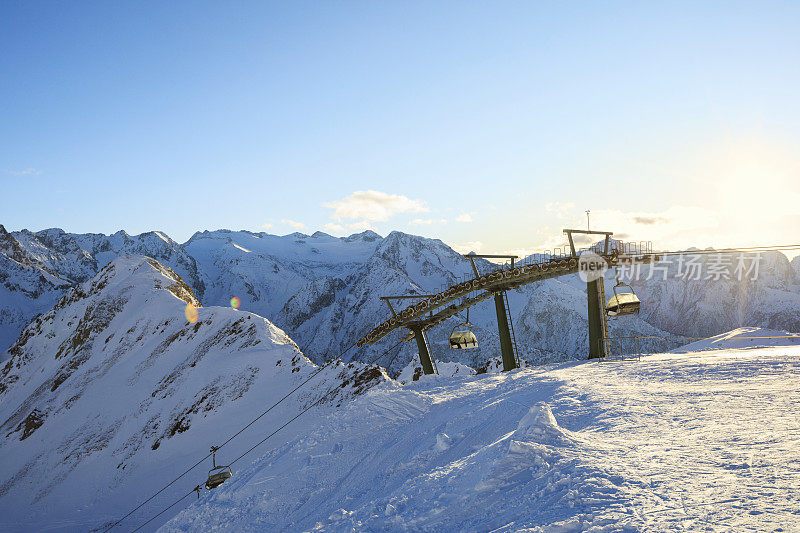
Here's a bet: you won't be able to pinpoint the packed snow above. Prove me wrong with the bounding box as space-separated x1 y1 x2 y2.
673 326 800 352
163 334 800 532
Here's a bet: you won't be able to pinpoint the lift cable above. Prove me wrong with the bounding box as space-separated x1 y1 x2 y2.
217 339 360 450
104 335 405 532
230 341 407 472
382 341 407 370
103 339 358 532
129 489 196 533
101 454 212 532
128 338 405 532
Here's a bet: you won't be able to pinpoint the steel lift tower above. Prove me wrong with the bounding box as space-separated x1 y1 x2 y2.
359 229 653 374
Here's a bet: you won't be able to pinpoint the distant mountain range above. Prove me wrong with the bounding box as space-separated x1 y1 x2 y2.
2 223 799 372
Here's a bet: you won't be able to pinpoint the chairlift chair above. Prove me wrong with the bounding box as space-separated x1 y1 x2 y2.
205 446 233 490
449 308 478 349
606 280 640 317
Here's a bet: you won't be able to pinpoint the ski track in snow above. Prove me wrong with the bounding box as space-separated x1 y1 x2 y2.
163 345 800 532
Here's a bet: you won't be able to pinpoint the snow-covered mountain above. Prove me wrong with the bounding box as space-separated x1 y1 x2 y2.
0 227 206 356
182 229 670 371
0 256 386 532
0 225 71 358
628 250 800 338
2 224 799 372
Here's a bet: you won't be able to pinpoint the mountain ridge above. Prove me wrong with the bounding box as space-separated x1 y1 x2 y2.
2 224 799 370
0 254 387 531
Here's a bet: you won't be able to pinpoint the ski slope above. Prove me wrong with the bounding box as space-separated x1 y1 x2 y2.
164 337 800 531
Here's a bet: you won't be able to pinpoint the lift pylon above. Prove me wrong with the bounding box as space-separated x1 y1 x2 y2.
410 326 436 375
493 291 518 371
564 228 613 359
364 229 654 370
469 254 520 372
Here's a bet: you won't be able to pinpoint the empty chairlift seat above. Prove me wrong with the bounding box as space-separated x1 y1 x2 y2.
449 329 478 349
205 446 233 490
205 466 232 490
606 283 641 316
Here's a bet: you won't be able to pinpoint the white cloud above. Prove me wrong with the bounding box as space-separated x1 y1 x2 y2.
409 218 447 226
324 190 428 222
545 201 575 219
5 168 41 176
455 213 473 223
589 206 719 244
260 223 273 230
451 241 484 254
281 219 306 230
346 220 374 231
323 222 346 233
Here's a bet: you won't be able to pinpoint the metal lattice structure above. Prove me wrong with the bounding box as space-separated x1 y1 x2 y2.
358 229 654 374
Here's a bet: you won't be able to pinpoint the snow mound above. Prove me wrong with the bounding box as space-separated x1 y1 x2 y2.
512 402 564 442
396 354 476 384
673 326 800 353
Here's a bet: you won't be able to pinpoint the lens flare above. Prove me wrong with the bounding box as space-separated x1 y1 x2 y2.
185 303 199 323
230 297 241 309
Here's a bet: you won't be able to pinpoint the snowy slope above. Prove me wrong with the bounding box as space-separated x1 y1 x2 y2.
0 256 386 532
164 332 800 532
673 326 800 352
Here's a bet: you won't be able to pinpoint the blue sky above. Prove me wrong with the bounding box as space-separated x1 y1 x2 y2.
2 1 799 254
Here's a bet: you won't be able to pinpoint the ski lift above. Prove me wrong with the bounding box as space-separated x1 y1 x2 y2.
606 279 640 317
205 446 232 490
449 308 478 349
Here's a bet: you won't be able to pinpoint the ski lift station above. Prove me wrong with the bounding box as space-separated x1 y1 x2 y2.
357 229 652 375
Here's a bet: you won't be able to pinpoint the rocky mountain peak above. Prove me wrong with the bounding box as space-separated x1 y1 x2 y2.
0 224 29 264
344 229 381 242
